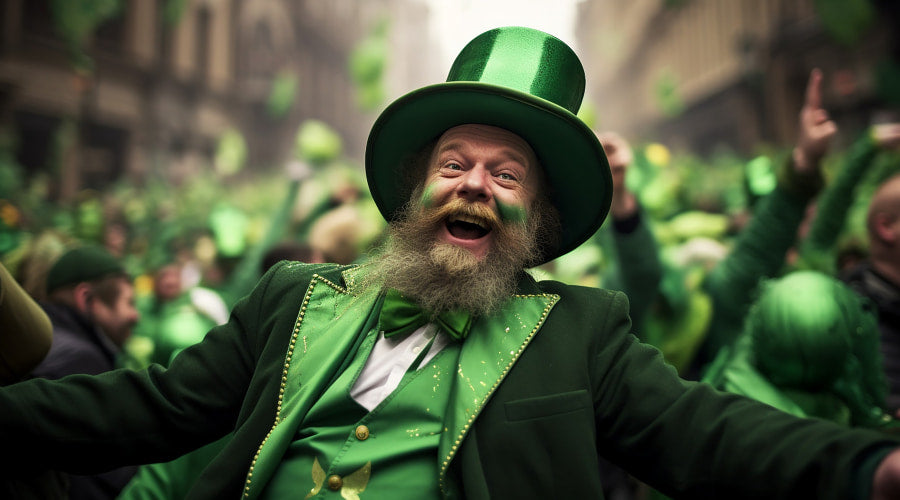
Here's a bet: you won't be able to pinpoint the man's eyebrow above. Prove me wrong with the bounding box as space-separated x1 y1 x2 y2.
435 140 465 156
435 140 532 167
498 148 531 168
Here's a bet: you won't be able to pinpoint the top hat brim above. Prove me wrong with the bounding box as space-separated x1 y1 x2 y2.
365 81 612 263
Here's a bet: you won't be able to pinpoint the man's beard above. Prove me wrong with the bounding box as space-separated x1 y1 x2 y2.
366 195 557 317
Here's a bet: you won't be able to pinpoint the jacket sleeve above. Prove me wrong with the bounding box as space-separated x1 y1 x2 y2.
799 133 879 272
607 207 662 337
0 261 302 474
698 183 813 369
116 437 229 500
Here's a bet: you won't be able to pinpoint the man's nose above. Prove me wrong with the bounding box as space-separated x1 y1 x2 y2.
457 166 491 202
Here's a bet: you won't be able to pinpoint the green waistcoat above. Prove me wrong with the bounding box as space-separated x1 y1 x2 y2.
262 328 460 499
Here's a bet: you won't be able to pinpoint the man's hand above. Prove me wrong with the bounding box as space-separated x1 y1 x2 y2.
873 448 900 499
793 68 837 174
597 131 636 219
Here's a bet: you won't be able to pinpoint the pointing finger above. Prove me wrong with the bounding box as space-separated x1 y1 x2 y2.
805 68 823 110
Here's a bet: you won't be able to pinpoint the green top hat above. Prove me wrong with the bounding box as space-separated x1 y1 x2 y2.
365 26 611 263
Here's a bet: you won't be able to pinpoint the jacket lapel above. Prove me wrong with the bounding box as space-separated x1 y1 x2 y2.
245 267 379 498
438 273 559 489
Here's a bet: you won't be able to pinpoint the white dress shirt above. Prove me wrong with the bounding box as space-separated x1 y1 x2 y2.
350 324 451 411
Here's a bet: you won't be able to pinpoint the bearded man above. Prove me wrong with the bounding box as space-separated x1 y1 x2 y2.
3 27 900 500
370 124 558 316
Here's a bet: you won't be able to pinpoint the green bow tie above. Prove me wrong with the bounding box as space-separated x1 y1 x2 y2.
378 289 473 341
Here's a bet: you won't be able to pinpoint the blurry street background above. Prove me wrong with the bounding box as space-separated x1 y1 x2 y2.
0 0 898 303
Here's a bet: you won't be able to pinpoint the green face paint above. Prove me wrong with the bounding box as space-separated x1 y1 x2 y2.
496 199 527 224
420 184 437 208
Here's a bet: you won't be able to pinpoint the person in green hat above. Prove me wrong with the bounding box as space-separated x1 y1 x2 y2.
704 270 894 429
28 244 140 499
33 245 140 378
4 27 900 500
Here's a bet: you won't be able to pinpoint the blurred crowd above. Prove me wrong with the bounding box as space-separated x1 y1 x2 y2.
2 68 900 499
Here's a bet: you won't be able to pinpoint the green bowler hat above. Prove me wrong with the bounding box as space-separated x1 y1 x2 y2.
365 26 611 263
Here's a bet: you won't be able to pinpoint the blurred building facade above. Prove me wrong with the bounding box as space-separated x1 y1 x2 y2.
0 0 434 201
576 0 899 156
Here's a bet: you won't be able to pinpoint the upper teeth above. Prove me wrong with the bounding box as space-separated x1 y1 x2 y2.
451 215 487 229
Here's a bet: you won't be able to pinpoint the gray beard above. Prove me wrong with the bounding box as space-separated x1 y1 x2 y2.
365 198 549 317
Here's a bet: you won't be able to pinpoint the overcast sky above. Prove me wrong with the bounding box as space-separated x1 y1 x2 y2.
417 0 583 69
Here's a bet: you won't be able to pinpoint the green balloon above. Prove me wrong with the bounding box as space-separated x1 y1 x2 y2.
215 129 247 176
295 120 342 164
349 38 387 84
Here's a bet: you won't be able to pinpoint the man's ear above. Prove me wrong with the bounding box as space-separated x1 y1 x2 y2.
72 282 93 312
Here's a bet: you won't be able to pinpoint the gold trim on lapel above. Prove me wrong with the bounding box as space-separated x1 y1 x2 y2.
243 267 378 498
437 292 559 494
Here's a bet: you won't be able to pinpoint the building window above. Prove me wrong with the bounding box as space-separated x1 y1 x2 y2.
22 1 57 41
155 0 172 65
195 6 212 82
93 8 126 54
81 122 129 190
247 20 275 77
13 110 60 176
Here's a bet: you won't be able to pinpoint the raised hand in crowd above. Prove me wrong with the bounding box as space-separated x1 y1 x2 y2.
792 68 838 174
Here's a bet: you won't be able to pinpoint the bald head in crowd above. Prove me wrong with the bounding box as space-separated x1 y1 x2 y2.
866 174 900 284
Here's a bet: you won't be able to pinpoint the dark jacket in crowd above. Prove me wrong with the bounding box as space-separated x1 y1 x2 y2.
31 302 137 500
842 262 900 414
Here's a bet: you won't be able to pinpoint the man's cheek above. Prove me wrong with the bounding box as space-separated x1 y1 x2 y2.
496 199 527 224
420 183 437 208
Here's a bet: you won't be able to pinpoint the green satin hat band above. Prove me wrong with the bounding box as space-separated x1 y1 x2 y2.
446 28 585 115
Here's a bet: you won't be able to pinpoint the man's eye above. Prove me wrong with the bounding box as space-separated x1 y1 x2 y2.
498 172 516 181
445 163 462 170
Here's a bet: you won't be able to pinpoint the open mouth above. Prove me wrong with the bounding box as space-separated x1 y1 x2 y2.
446 214 491 240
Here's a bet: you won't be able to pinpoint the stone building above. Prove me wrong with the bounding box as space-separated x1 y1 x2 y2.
0 0 434 201
575 0 899 156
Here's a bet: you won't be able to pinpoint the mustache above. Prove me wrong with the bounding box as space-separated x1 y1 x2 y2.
420 198 503 230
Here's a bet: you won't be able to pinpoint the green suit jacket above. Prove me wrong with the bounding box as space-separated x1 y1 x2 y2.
1 262 897 499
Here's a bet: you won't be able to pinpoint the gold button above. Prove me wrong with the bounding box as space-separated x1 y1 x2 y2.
327 475 342 491
355 425 370 441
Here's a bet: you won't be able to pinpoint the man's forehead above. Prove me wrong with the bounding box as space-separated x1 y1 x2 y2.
434 124 538 164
